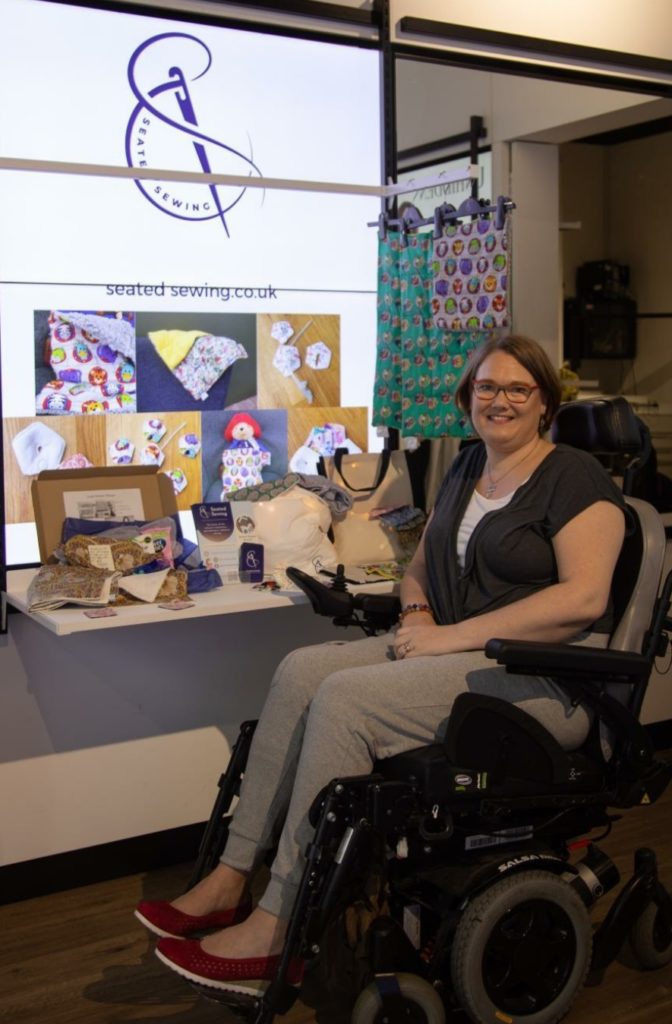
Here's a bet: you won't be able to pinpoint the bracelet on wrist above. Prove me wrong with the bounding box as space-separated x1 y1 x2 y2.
399 602 434 623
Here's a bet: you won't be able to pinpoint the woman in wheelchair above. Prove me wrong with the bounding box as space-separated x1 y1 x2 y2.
135 334 627 997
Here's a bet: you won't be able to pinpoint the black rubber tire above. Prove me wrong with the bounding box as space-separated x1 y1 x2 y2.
627 900 672 970
351 973 446 1024
451 870 592 1024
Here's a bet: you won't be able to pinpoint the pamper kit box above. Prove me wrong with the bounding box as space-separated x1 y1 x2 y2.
31 466 177 564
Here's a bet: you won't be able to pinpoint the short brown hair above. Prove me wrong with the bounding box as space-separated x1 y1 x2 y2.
455 334 561 433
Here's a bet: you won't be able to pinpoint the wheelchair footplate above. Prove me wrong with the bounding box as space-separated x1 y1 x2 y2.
188 976 302 1021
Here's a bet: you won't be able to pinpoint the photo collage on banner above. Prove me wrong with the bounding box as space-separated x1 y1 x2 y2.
0 0 381 565
3 308 367 522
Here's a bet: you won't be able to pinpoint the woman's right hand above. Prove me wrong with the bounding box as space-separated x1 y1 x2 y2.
394 610 435 659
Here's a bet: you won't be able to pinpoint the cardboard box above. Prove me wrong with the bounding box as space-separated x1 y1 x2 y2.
31 466 177 563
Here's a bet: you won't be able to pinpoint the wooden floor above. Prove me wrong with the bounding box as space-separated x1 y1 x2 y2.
2 775 672 1024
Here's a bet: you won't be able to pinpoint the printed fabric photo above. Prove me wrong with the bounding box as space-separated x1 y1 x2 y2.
35 310 136 415
147 329 248 402
134 312 258 412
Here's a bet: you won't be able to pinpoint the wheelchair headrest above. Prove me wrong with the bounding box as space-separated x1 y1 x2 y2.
551 397 643 455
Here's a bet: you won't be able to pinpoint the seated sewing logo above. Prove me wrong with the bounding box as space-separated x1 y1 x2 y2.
125 32 262 237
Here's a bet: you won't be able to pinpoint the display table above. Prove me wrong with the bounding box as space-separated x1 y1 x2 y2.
4 568 306 636
4 568 395 637
1 567 398 865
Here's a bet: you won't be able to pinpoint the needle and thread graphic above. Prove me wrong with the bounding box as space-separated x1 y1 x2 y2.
150 65 231 236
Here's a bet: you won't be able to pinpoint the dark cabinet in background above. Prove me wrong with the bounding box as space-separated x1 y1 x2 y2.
564 296 637 367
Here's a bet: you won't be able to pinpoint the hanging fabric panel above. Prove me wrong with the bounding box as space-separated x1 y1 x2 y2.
432 218 510 332
373 214 510 440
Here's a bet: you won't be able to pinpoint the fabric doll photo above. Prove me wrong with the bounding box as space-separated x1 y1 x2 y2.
220 413 271 497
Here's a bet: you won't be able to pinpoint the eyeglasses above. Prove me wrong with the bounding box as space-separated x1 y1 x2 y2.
472 380 540 404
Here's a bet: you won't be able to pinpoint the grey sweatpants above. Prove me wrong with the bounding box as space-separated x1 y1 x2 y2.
221 632 594 918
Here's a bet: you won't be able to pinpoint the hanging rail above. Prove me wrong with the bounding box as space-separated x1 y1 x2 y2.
0 156 478 200
370 194 515 241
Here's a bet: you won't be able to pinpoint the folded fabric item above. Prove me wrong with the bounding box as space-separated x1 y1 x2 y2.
63 312 136 361
371 505 426 530
60 517 178 567
147 329 204 370
59 515 196 566
36 310 136 415
27 564 121 610
226 472 299 503
12 421 66 474
112 568 189 605
186 567 223 593
295 473 353 515
149 331 247 401
63 534 166 575
118 568 170 602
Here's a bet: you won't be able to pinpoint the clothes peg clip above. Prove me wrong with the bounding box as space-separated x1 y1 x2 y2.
495 195 510 231
433 202 457 239
401 205 423 233
456 197 483 220
378 211 388 242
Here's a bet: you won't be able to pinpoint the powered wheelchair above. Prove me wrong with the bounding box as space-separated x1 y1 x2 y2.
186 397 672 1024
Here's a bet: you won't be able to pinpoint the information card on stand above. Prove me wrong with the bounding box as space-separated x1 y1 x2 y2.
191 502 259 584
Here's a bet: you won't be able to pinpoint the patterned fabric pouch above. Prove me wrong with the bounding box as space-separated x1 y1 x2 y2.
63 535 162 575
27 564 121 610
59 517 179 573
373 227 508 440
431 217 510 332
174 334 248 401
36 311 136 415
149 330 248 401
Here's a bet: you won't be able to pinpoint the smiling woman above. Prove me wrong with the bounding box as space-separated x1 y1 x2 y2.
453 346 550 514
453 335 559 498
138 333 627 998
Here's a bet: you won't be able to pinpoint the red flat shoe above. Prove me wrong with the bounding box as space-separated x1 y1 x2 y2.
155 936 304 995
134 899 252 939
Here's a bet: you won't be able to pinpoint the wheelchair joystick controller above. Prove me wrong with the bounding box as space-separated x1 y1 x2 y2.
329 564 349 593
285 565 400 636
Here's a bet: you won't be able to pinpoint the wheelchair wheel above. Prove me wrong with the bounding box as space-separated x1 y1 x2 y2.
627 900 672 969
451 870 592 1024
351 972 445 1023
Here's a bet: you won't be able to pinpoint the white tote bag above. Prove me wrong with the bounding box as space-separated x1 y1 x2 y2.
320 449 415 565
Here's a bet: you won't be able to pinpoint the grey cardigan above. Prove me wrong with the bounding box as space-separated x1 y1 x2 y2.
425 442 627 634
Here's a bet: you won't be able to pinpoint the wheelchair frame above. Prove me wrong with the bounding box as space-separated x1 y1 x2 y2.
184 562 672 1024
182 398 672 1022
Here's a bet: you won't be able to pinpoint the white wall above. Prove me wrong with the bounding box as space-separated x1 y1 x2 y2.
508 142 561 362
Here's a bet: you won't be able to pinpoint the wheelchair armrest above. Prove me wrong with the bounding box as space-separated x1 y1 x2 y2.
285 565 354 618
485 638 650 681
286 565 400 630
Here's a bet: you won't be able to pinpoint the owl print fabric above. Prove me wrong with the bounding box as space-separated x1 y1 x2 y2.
36 311 136 415
373 226 507 440
432 218 509 332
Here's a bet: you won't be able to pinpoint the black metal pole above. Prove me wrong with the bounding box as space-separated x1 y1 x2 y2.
470 114 483 199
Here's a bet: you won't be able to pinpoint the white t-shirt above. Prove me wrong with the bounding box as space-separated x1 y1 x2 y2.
456 488 513 568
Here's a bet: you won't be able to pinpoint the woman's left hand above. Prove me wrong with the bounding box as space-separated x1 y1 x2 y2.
394 623 453 659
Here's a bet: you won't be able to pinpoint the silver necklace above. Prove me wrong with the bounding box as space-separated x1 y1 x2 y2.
485 438 540 498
